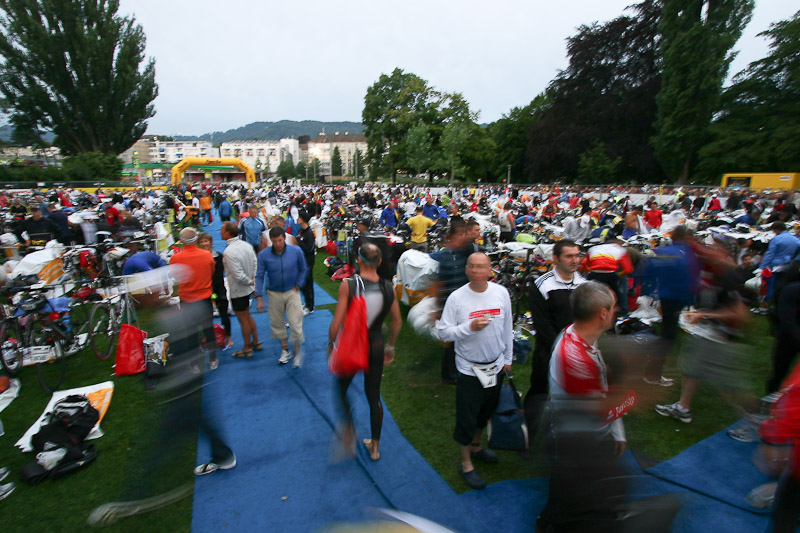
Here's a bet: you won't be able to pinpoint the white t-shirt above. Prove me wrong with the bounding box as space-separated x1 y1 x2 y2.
437 282 513 376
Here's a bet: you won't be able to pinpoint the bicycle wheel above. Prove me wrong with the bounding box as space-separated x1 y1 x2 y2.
63 298 92 356
0 322 23 376
89 303 118 361
30 321 66 394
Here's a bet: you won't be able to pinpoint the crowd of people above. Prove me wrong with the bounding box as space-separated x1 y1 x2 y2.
1 179 799 530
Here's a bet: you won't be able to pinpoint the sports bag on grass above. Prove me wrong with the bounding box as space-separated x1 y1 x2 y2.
328 276 369 377
488 372 529 451
115 324 147 376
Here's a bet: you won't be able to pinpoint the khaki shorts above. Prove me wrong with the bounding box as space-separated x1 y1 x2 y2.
267 289 304 344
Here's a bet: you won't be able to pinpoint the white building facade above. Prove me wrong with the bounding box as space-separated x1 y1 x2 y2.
219 139 300 173
307 132 367 178
148 140 218 163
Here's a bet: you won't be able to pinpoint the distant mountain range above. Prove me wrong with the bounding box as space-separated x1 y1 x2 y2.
0 120 364 146
175 120 365 143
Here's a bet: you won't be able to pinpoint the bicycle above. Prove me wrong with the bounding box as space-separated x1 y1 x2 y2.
0 286 69 393
89 276 140 361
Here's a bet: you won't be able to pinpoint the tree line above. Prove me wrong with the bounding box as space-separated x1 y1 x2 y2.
362 1 799 185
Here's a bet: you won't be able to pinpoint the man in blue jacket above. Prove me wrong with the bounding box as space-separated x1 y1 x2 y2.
379 201 401 229
218 197 233 222
760 221 800 303
255 227 308 367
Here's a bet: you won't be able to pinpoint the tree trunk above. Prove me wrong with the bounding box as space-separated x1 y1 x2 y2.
677 156 691 185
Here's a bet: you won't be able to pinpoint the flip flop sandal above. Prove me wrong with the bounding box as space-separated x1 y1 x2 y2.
194 457 236 476
231 349 249 358
243 348 253 358
209 358 219 370
252 342 263 351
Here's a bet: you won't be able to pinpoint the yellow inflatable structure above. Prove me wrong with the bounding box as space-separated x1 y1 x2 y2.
171 157 255 186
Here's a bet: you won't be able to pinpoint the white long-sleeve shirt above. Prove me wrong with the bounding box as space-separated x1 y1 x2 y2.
223 237 257 298
437 282 513 376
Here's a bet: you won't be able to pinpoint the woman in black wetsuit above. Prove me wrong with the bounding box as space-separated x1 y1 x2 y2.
328 242 402 461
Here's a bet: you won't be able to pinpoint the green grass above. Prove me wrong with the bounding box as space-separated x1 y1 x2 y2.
0 306 196 533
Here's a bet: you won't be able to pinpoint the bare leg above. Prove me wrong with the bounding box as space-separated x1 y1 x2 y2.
679 377 699 410
247 314 258 344
235 310 252 347
460 430 483 472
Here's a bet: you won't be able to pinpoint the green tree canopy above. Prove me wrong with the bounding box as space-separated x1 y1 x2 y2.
526 0 664 184
0 0 158 156
487 93 548 180
295 160 307 179
577 142 622 184
696 10 800 181
330 146 343 176
276 159 295 178
651 0 754 183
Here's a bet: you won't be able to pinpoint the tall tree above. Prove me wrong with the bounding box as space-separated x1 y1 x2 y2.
696 10 800 181
362 68 440 181
330 146 343 176
526 0 663 184
487 94 548 180
295 160 307 179
276 159 295 178
0 0 158 156
404 123 437 177
651 0 754 183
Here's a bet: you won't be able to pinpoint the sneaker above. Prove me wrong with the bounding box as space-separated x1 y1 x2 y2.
644 376 675 387
654 402 692 423
209 358 219 371
279 349 291 364
292 348 304 368
303 307 312 316
0 482 14 501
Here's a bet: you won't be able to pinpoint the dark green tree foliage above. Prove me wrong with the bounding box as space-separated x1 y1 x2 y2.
577 142 622 184
276 159 295 178
487 94 548 180
696 10 800 181
651 0 753 183
295 160 307 179
526 1 663 184
404 123 436 176
61 152 123 181
0 0 158 155
330 146 343 176
352 148 365 177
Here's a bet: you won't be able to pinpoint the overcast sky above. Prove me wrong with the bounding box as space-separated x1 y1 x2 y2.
117 0 797 136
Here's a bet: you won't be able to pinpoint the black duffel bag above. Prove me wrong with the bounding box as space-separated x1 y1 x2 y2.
487 372 529 451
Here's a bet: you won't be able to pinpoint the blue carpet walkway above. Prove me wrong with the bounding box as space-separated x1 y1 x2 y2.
189 215 774 532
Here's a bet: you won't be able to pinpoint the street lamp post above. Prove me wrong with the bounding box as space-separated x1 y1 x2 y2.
506 164 511 185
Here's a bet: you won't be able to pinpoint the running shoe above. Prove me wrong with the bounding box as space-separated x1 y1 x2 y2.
0 482 15 501
279 349 291 364
654 402 692 423
643 376 675 387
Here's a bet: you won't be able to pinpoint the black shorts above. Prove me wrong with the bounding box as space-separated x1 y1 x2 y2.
230 293 252 312
453 371 504 446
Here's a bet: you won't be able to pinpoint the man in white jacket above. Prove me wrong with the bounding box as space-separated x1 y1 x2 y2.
221 221 259 358
438 252 513 490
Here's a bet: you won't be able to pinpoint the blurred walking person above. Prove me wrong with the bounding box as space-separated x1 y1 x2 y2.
170 227 218 370
329 243 401 461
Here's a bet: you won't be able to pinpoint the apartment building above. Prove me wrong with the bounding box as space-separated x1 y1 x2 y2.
219 139 300 173
307 132 367 177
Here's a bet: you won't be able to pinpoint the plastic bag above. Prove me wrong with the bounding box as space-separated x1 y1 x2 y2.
329 277 369 377
115 324 147 376
214 323 225 349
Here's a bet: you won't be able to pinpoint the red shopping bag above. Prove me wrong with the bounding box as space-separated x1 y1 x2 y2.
115 324 147 376
329 277 369 377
